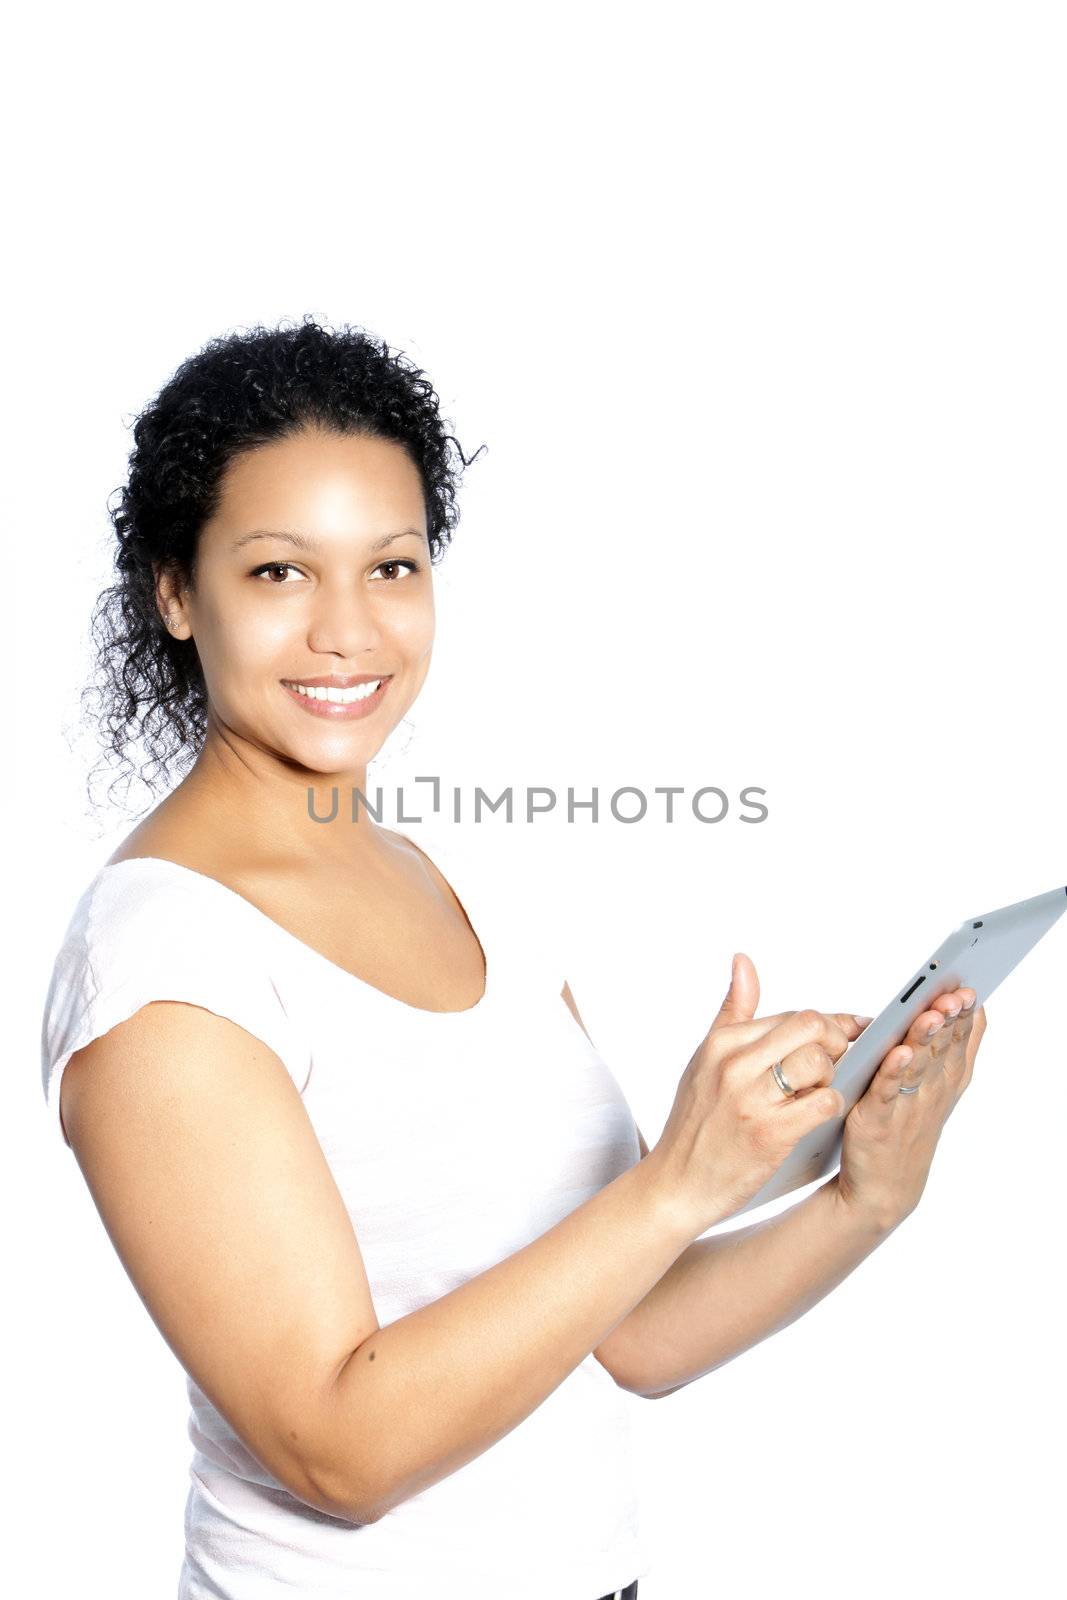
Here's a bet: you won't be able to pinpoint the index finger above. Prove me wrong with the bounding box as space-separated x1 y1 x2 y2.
722 1009 864 1064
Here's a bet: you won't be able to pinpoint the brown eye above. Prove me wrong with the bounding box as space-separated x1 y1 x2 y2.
372 559 420 581
251 562 301 584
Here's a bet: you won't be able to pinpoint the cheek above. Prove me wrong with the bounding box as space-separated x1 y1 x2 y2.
390 592 435 657
194 591 293 691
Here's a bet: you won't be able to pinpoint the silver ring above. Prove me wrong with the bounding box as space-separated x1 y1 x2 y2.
771 1060 795 1097
899 1082 921 1096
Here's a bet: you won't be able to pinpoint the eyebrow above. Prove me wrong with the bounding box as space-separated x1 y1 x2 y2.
230 528 425 555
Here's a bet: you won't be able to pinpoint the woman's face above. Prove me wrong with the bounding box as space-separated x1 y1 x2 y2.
164 426 435 777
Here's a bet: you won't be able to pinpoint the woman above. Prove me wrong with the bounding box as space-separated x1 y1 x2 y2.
41 317 985 1600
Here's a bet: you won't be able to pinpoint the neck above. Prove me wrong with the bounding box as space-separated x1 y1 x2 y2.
160 715 388 867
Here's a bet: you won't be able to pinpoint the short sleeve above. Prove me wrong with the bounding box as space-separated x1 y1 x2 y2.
41 861 311 1151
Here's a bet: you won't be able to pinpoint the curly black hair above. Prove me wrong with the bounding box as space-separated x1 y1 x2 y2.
82 316 484 813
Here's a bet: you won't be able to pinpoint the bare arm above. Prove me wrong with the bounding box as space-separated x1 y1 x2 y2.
329 1148 690 1519
559 979 889 1399
593 1177 888 1397
62 997 695 1531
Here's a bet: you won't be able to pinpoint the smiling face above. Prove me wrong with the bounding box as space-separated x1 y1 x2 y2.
157 426 435 779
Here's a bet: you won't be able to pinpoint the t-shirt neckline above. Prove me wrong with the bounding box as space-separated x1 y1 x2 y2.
95 824 491 1020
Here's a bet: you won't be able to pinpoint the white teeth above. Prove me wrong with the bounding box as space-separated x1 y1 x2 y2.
287 680 383 704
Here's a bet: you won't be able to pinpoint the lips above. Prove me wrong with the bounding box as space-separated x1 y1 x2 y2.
280 675 391 720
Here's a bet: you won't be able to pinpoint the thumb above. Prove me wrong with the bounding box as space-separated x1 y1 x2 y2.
713 951 759 1027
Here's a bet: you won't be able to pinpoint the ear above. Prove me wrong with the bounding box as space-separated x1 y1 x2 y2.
153 561 190 640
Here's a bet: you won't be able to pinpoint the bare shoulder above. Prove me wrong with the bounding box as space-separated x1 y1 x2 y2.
105 790 216 871
105 815 174 867
105 801 273 886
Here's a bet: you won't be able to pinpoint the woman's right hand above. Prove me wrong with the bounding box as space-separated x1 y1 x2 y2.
646 953 871 1235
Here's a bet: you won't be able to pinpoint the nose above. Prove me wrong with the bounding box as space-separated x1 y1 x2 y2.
306 586 384 658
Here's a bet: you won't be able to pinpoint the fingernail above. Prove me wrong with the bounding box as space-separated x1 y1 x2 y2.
944 1008 960 1019
853 1015 874 1026
962 997 976 1010
925 1022 941 1037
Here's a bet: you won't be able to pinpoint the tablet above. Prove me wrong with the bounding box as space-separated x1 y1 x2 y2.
723 883 1067 1221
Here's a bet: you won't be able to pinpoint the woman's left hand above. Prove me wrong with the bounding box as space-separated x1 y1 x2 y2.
834 987 988 1231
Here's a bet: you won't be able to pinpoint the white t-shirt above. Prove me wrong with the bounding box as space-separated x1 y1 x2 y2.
40 823 650 1600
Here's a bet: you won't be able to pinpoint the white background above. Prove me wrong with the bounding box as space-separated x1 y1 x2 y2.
11 3 1065 1596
